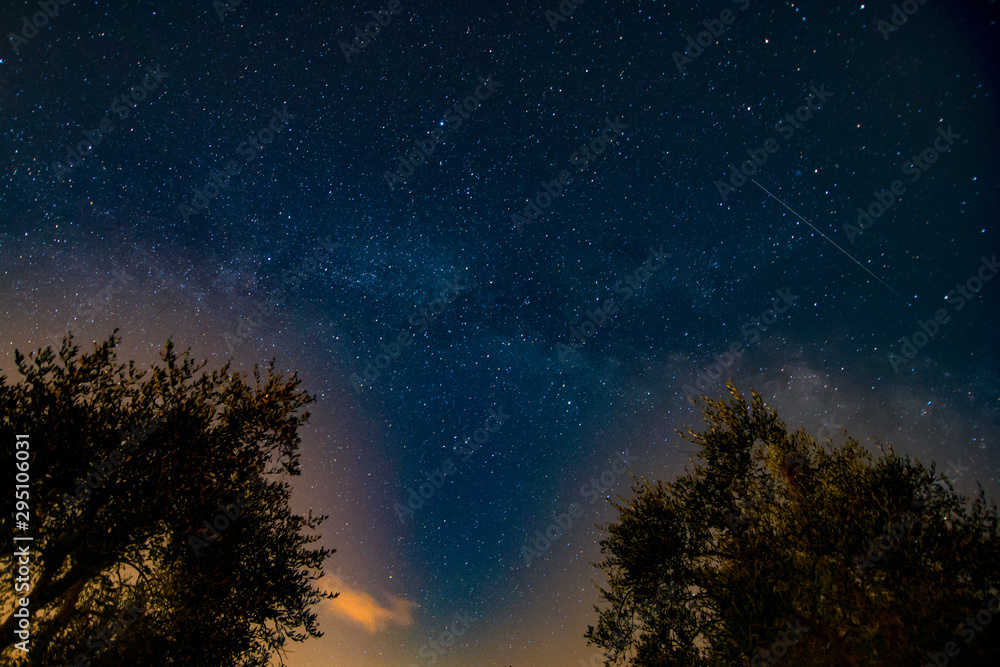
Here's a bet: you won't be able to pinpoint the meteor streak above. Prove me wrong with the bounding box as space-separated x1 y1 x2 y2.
751 179 900 298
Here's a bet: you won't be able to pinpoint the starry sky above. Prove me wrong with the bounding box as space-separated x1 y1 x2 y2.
2 1 1000 665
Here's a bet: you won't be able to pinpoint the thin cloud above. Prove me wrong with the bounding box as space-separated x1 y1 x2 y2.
324 577 415 634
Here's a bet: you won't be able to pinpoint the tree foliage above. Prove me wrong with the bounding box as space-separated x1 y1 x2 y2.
585 384 1000 666
1 331 337 666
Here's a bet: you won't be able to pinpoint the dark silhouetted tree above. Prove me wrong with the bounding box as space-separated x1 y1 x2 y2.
585 384 999 666
1 331 338 666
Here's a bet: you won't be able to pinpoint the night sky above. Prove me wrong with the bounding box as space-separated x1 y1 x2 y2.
2 1 1000 665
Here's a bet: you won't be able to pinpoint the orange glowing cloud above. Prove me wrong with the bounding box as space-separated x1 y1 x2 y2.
323 577 415 634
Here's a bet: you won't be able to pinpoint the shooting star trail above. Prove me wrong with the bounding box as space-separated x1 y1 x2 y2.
751 179 900 298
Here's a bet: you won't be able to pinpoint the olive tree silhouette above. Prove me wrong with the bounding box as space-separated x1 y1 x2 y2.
585 384 999 666
1 331 338 666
